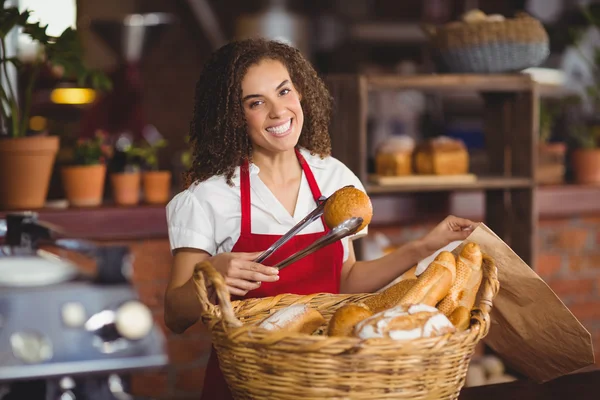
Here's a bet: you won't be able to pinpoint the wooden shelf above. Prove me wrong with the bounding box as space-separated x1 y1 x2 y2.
366 177 534 194
366 73 535 92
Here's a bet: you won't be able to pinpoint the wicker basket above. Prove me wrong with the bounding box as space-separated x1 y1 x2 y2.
423 12 549 73
193 254 500 400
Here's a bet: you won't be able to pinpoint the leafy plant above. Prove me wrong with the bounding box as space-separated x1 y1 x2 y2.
70 130 113 165
181 135 192 169
0 1 112 138
125 139 168 171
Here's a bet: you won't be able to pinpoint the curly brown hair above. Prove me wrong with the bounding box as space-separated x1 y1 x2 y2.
184 38 333 187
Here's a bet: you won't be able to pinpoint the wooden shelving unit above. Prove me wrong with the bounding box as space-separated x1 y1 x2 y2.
324 74 538 267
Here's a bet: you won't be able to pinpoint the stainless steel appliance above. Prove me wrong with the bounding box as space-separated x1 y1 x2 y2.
0 212 168 400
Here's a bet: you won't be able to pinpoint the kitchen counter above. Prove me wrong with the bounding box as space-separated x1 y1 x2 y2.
459 368 599 400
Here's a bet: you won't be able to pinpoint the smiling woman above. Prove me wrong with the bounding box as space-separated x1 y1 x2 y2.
163 37 477 399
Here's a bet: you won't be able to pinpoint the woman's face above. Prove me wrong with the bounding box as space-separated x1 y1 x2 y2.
241 59 304 156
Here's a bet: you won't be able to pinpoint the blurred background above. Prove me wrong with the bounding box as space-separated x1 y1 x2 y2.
1 0 600 399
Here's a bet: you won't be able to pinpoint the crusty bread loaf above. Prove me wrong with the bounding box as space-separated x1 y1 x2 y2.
365 278 417 313
448 306 471 331
258 304 325 334
398 251 456 307
324 187 373 231
437 242 483 320
413 136 469 175
327 303 374 337
354 304 456 341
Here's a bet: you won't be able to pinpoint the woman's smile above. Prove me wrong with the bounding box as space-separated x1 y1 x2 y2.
265 118 293 137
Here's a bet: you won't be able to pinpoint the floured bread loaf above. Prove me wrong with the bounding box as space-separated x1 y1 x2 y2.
258 304 325 334
327 303 374 337
354 304 455 341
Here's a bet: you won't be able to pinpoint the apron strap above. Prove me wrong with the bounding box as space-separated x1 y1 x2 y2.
239 148 326 236
240 160 252 236
295 148 323 204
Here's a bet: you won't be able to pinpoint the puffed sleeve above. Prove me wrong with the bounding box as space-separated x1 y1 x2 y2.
166 190 217 255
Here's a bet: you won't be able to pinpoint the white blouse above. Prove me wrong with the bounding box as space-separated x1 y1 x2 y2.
166 147 368 262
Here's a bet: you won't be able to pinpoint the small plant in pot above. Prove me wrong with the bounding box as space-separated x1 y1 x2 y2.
109 148 142 207
127 139 172 204
570 124 600 184
61 130 112 207
0 3 111 210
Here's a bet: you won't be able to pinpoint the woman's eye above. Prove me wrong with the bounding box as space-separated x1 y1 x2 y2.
280 88 291 96
249 100 263 109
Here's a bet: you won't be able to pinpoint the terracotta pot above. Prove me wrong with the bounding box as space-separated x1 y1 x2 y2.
537 142 566 185
0 136 59 210
142 170 172 204
61 164 106 207
571 148 600 184
110 171 141 206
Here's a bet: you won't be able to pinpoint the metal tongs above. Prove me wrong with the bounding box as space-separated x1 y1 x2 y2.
274 216 363 270
254 185 361 270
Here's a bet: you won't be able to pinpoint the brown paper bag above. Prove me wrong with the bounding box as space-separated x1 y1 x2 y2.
454 223 595 383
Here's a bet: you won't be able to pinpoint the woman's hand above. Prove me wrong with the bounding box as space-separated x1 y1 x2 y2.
418 215 478 256
208 251 279 296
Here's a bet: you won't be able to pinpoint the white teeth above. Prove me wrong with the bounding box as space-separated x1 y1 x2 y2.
266 119 291 135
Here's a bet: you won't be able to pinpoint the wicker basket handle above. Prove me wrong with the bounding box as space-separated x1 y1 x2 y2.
193 260 243 328
469 254 499 339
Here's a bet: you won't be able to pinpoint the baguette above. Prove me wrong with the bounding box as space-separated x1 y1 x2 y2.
398 251 456 307
437 242 483 320
258 304 325 334
364 279 416 313
327 303 373 337
354 303 456 341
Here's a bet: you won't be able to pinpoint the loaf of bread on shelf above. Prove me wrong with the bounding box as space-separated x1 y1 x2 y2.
413 136 469 175
437 243 483 331
375 136 415 176
327 303 374 337
323 186 373 231
398 251 456 307
354 303 456 340
258 304 325 334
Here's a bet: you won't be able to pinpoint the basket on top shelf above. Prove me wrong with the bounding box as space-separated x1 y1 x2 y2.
192 253 500 400
422 10 550 73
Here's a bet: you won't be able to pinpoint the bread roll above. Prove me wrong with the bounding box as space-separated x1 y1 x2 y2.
437 243 483 320
258 304 325 334
354 304 455 341
365 278 416 313
398 251 456 307
324 187 373 231
327 303 373 337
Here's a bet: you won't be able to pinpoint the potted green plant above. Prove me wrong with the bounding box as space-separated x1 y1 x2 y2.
127 138 172 204
537 101 566 185
570 124 600 184
0 3 111 210
60 130 112 207
109 146 142 207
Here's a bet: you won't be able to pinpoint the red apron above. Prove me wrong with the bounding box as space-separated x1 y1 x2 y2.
200 149 344 399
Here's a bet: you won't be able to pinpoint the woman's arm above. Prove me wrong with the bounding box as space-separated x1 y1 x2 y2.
339 239 426 293
164 248 211 334
340 215 477 294
164 248 280 334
